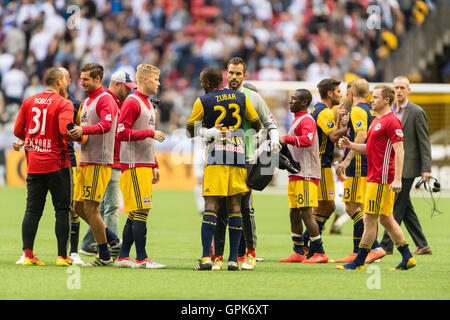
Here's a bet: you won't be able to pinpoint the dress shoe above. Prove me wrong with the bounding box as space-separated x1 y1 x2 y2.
414 247 432 255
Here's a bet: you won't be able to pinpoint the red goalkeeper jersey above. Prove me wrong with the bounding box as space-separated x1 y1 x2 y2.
14 90 74 173
366 111 404 185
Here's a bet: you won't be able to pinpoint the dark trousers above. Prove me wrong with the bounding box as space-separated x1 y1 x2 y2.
22 167 72 257
381 177 429 251
213 190 256 257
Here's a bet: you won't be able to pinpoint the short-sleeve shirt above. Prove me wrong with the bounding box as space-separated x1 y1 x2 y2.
366 112 404 184
310 102 336 168
345 102 376 177
14 90 74 173
188 87 259 168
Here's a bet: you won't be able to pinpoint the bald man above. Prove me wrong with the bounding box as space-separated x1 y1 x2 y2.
59 67 85 265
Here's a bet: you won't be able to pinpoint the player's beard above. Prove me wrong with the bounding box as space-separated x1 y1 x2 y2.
228 80 241 91
59 87 68 98
332 96 341 106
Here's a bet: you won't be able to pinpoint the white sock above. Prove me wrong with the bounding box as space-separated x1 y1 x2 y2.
334 213 350 228
194 185 204 213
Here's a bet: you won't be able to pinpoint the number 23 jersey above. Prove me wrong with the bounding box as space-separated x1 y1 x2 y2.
188 87 259 167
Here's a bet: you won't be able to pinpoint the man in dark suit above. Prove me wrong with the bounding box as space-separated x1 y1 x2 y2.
380 76 432 255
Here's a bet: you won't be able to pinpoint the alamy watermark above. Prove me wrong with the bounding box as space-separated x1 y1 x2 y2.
66 5 81 30
367 5 382 30
366 265 381 289
66 265 81 290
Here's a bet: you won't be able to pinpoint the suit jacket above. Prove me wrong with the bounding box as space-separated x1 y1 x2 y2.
399 101 432 178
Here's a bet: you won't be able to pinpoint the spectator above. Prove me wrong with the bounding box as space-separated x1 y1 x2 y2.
23 74 45 99
0 0 435 132
306 56 331 83
200 31 224 66
3 22 26 55
28 22 53 75
2 62 28 105
0 47 15 77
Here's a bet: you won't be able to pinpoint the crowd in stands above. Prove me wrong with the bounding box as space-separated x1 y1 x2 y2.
0 0 436 132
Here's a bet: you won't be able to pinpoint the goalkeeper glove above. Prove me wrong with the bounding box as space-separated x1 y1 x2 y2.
198 127 222 141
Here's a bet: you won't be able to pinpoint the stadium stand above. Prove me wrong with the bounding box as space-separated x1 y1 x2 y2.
0 0 442 134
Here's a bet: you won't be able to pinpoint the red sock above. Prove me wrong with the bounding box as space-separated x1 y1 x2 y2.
246 248 255 257
24 249 34 259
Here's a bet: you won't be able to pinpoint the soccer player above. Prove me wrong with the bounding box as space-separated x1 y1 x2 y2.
380 75 432 255
337 84 416 271
56 67 84 265
211 57 280 271
334 79 386 264
298 79 348 256
80 71 136 257
68 63 121 267
279 89 328 263
116 64 166 269
13 67 75 266
187 66 262 271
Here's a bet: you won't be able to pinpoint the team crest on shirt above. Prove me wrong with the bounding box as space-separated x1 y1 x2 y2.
307 132 313 141
143 197 151 206
80 112 88 125
149 116 155 126
328 190 334 198
374 123 382 131
396 129 404 137
355 120 363 128
327 122 334 128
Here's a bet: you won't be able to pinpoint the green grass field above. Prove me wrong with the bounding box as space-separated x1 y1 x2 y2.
0 186 449 300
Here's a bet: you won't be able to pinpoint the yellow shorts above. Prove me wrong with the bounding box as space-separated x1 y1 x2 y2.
343 177 367 204
364 182 395 216
71 166 77 178
288 180 318 209
203 165 248 197
318 167 335 201
120 167 153 213
73 165 111 202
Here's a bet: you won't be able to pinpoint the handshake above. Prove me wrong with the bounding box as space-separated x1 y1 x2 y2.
66 123 83 141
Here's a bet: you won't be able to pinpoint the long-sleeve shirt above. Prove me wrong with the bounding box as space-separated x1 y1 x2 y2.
283 110 316 148
77 86 116 136
283 110 319 184
117 90 158 172
76 86 118 166
105 89 122 169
